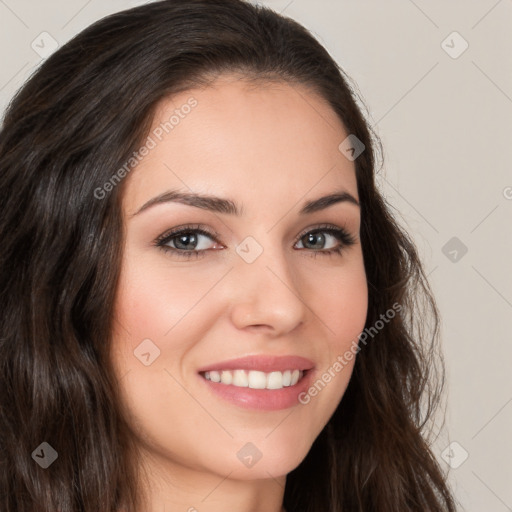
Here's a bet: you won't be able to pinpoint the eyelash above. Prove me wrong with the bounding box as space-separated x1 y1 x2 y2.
153 223 357 260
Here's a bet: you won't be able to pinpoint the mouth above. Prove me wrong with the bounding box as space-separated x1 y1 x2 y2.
196 355 315 410
199 368 309 390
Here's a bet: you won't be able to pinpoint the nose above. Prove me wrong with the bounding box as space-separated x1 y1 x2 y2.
227 243 308 336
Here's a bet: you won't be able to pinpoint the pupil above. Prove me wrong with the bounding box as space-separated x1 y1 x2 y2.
306 232 324 249
176 233 196 250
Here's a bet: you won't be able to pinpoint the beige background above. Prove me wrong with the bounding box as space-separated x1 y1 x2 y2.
1 1 511 510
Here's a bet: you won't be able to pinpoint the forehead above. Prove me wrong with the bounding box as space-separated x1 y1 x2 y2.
122 74 358 215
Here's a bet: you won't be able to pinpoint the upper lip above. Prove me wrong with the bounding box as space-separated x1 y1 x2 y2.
197 355 315 373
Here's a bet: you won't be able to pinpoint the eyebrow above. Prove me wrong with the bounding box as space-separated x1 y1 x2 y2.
131 189 360 217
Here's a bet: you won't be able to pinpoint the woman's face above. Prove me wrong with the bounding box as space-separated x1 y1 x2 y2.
110 74 368 484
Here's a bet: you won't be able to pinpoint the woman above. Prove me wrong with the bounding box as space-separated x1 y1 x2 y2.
0 0 458 510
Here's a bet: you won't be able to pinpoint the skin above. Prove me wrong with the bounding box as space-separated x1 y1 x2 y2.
111 73 368 512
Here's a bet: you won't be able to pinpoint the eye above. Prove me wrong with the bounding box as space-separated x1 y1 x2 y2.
294 225 357 257
153 223 357 260
154 224 221 259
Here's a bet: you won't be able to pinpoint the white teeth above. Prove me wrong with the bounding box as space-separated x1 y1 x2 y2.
232 369 248 387
203 369 305 390
220 370 233 385
248 370 267 389
267 371 284 389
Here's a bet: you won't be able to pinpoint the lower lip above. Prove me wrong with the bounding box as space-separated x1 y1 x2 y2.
198 370 315 411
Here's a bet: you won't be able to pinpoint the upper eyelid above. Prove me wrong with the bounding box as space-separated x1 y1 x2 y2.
155 224 220 246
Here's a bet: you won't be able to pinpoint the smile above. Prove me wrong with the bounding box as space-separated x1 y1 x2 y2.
201 369 305 389
196 355 315 410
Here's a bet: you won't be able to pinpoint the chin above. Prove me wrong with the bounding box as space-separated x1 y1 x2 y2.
224 439 312 481
226 457 303 481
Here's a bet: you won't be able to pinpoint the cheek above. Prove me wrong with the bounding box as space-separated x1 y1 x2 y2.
309 255 368 355
109 256 211 397
113 255 215 341
285 258 367 454
109 258 213 448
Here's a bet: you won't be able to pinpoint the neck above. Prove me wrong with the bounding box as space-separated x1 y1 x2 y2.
133 452 288 512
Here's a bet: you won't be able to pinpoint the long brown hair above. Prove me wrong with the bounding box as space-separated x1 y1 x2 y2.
0 1 457 510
